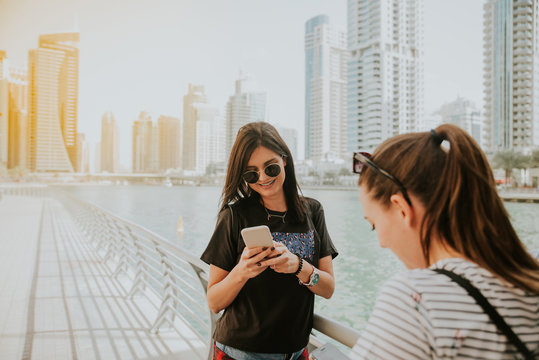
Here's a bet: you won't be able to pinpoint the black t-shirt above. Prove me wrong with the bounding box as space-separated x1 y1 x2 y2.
200 196 338 353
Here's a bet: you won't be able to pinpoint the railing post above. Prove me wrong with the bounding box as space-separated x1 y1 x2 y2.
127 230 149 298
151 245 179 334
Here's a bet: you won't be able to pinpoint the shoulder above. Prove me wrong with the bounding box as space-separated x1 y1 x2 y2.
227 196 258 214
376 264 465 312
301 197 323 211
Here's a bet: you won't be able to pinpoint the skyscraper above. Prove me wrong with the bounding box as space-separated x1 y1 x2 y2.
305 15 348 161
347 0 424 151
27 33 79 172
8 66 27 170
435 97 484 148
225 74 267 155
158 115 181 172
182 84 206 171
483 0 539 151
194 104 224 175
100 111 120 173
77 133 90 173
277 126 298 161
0 51 8 167
132 111 156 173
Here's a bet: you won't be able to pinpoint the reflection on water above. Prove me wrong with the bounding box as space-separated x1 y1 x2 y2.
62 185 539 331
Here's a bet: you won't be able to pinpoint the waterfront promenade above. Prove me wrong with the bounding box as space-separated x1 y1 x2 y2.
0 193 205 359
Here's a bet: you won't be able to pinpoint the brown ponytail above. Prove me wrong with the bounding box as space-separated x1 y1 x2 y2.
358 124 539 293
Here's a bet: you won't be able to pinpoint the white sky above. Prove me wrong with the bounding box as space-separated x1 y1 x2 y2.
0 0 484 167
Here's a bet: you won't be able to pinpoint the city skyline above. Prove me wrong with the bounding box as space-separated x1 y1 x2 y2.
0 0 484 168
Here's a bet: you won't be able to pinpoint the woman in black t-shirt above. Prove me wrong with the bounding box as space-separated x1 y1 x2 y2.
201 122 338 360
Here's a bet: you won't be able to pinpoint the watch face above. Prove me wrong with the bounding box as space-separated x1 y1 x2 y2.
311 271 320 286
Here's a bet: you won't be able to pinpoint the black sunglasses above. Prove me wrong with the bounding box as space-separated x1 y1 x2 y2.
243 163 282 184
353 152 412 206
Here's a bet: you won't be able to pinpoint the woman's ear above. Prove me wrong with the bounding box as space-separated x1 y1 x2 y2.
389 193 415 228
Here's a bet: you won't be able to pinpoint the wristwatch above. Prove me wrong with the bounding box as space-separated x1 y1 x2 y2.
300 265 319 286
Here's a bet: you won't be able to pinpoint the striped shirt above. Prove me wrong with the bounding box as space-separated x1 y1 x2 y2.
350 257 539 359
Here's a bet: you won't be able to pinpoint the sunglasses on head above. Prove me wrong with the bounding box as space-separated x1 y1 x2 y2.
242 163 282 184
353 152 412 206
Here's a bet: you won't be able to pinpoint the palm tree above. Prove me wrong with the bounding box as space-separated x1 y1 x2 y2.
492 150 528 185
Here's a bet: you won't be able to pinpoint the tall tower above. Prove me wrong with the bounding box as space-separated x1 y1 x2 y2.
182 84 206 171
27 33 79 172
347 0 424 151
0 51 8 167
483 0 539 152
305 15 348 161
100 111 120 173
8 67 28 170
435 97 484 148
158 115 181 172
225 74 266 155
277 126 298 161
132 111 156 173
77 133 90 173
194 104 224 175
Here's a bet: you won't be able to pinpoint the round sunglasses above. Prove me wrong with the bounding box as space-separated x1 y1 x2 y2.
242 163 282 184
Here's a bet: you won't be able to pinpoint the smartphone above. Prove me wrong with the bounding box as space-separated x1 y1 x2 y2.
310 343 350 360
240 225 274 248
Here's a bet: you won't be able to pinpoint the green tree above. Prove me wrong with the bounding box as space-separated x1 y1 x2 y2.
323 171 337 185
492 150 528 185
529 149 539 168
338 167 351 176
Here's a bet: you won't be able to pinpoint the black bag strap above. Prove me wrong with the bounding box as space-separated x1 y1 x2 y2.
434 268 534 360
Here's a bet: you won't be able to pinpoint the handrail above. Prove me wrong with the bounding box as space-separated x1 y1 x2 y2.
2 186 362 358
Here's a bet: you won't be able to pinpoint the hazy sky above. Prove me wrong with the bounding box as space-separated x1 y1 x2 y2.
0 0 484 167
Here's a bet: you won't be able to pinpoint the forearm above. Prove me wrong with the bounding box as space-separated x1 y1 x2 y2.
296 258 335 299
207 267 247 313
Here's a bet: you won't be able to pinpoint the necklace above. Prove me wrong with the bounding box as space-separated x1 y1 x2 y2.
264 206 287 223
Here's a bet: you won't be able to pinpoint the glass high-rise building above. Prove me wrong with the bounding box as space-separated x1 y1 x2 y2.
305 15 348 161
435 97 484 148
158 115 181 172
483 0 539 151
132 111 156 173
0 51 8 167
8 66 28 170
347 0 424 151
182 84 207 171
225 74 266 156
194 104 224 175
100 111 120 173
27 33 79 172
77 133 90 173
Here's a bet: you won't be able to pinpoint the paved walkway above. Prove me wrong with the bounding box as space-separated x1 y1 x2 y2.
0 194 205 359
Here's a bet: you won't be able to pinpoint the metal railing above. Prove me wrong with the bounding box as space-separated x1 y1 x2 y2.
2 186 361 359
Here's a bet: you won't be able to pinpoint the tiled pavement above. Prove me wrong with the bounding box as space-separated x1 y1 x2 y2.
0 195 205 359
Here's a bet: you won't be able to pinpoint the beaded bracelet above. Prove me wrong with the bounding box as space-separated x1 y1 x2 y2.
293 254 303 276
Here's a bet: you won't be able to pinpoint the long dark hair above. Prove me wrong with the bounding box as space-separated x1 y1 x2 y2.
358 123 539 293
220 122 306 222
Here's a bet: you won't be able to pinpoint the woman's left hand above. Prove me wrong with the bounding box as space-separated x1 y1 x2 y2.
259 242 300 274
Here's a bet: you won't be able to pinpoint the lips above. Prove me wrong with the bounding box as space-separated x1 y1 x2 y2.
258 179 275 187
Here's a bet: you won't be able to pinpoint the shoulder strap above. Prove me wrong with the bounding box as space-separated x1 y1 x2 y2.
434 268 534 360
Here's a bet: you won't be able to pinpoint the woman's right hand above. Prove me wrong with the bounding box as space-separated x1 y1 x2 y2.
207 246 275 313
234 246 275 282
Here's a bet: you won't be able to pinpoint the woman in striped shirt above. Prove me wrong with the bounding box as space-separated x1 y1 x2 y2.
350 124 539 359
